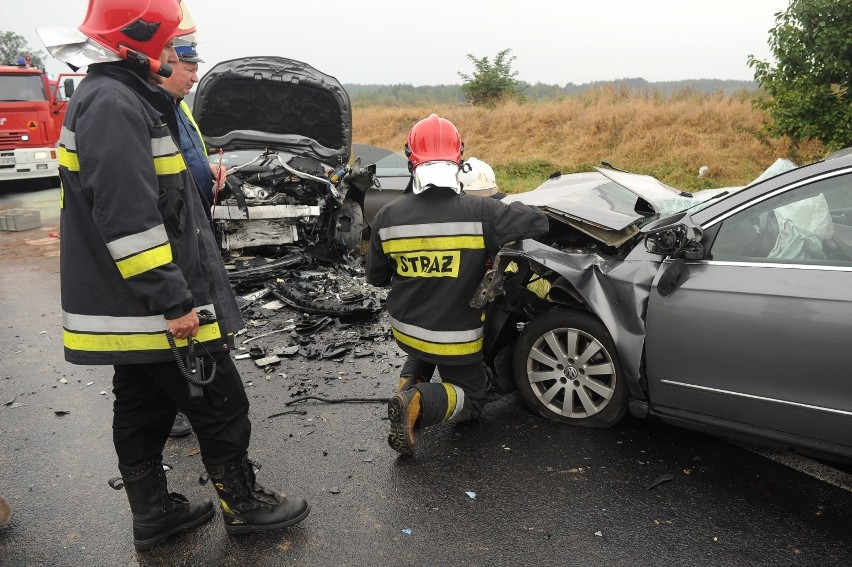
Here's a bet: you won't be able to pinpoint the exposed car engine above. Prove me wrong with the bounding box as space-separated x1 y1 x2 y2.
212 150 364 259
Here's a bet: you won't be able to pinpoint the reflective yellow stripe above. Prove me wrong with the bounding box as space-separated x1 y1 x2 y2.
391 327 482 357
107 225 169 261
64 305 217 334
381 235 484 254
153 154 186 175
58 146 79 171
59 182 64 209
63 322 222 352
59 126 77 150
442 382 458 422
379 222 483 241
115 243 173 279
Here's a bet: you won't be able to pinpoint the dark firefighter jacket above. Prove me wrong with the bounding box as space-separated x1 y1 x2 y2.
367 185 549 366
57 62 242 365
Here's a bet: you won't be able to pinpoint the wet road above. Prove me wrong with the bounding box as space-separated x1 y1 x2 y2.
2 181 852 566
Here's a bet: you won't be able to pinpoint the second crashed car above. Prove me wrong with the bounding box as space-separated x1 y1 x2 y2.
477 151 852 463
194 56 387 258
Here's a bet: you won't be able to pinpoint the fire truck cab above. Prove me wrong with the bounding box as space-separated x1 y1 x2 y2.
0 56 81 183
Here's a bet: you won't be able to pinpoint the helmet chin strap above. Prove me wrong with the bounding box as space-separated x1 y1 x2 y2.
116 45 173 78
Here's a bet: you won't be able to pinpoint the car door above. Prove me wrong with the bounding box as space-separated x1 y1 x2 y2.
645 170 852 453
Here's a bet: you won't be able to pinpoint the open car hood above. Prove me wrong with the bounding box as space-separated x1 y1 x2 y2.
193 56 352 168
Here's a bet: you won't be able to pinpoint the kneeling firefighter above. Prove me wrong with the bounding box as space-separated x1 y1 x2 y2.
40 0 308 550
367 114 549 456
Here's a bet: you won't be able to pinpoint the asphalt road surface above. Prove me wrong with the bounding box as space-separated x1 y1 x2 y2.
2 181 852 566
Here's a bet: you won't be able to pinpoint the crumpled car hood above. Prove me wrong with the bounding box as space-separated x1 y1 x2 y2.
193 56 352 168
503 168 735 247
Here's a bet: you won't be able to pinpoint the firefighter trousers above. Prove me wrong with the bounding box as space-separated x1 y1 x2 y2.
400 356 488 427
112 350 250 469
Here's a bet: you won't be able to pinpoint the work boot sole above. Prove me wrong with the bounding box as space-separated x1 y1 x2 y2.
387 396 414 457
133 504 215 551
224 504 311 535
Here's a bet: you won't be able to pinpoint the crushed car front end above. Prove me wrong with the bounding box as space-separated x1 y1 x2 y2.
194 56 363 258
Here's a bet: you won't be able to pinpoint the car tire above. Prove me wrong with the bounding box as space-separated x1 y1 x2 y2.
512 308 627 428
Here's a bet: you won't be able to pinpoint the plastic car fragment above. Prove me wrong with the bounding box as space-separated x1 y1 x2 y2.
266 280 380 318
227 252 305 290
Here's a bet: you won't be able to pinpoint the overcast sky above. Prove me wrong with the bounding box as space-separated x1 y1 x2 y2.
6 0 789 86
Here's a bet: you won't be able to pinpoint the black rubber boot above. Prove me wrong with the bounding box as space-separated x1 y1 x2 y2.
205 456 310 534
169 412 192 438
111 456 214 550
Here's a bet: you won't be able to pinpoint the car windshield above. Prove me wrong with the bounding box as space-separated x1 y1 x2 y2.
0 74 47 102
372 151 409 176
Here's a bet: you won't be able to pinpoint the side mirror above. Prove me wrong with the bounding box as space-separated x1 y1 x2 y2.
642 212 704 259
63 78 75 99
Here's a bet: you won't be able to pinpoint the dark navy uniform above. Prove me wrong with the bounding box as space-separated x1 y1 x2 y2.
58 61 248 467
368 185 548 425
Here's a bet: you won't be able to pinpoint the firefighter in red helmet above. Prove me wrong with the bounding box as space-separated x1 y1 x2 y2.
367 114 549 457
39 0 309 550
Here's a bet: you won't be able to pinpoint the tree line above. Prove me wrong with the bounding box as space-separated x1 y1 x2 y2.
344 78 757 106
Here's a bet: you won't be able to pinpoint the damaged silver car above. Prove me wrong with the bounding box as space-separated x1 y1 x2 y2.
194 56 376 259
477 149 852 463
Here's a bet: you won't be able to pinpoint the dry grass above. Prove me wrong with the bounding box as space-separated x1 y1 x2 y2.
352 87 825 193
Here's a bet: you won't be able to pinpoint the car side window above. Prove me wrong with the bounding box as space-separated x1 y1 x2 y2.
711 172 852 266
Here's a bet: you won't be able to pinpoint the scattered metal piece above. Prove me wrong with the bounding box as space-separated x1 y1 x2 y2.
241 325 296 344
4 395 16 406
54 410 70 416
254 355 281 367
267 409 308 419
294 315 333 335
298 347 319 360
320 344 350 359
285 395 390 406
272 345 300 357
260 299 285 310
645 473 677 491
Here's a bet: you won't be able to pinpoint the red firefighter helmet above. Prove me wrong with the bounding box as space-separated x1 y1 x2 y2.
405 114 463 170
405 114 464 194
78 0 195 61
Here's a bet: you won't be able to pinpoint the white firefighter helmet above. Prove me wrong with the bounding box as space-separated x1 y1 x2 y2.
458 157 497 197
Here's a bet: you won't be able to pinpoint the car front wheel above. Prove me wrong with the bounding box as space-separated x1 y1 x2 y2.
512 308 627 427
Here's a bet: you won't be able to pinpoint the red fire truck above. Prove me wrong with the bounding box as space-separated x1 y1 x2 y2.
0 56 83 183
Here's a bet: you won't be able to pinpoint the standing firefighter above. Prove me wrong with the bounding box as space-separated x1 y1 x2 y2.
39 0 308 550
367 114 549 456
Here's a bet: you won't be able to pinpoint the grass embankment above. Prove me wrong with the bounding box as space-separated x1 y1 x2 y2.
352 87 825 194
